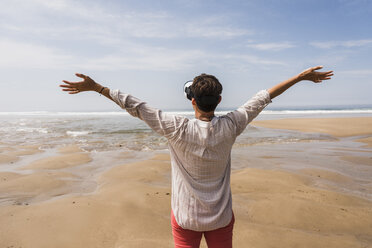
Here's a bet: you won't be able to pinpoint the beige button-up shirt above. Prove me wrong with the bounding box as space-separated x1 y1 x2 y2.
110 89 272 231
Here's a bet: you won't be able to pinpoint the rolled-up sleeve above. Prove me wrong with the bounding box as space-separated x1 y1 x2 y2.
226 90 272 136
110 89 187 139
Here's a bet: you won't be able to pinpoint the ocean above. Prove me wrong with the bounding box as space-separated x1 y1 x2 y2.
1 107 371 152
1 108 371 201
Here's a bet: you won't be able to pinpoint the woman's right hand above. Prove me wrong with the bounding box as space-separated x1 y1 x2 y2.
298 66 334 83
60 73 101 94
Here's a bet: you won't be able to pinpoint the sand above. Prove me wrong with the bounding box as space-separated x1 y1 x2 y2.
0 145 42 164
252 117 372 137
0 118 371 248
0 154 174 248
356 137 372 148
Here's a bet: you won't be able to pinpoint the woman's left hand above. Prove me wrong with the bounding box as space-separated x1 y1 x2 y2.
298 66 334 83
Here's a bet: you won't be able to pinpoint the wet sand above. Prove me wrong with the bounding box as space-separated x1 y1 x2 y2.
0 117 371 247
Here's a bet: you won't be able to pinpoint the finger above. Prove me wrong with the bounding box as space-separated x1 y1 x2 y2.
322 74 333 79
62 80 83 85
69 90 80 94
312 65 323 71
62 88 78 91
59 84 75 88
62 80 75 85
320 73 333 78
323 71 333 75
75 73 87 79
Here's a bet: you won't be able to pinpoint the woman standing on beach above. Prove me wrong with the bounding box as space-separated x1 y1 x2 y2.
60 66 333 248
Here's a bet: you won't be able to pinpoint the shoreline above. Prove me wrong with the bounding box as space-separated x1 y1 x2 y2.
0 116 371 247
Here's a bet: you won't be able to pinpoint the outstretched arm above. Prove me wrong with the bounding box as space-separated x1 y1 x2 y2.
268 66 333 99
59 73 113 101
59 73 187 139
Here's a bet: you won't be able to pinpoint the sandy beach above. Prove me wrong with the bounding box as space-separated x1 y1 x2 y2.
252 117 372 138
0 117 371 248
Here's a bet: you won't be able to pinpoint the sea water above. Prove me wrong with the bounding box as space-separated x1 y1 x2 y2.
0 108 371 201
1 107 371 152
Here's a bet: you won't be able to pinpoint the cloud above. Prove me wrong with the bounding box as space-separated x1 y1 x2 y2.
81 46 207 71
221 54 286 66
0 38 200 71
80 45 286 71
0 0 284 72
246 42 295 51
0 38 286 72
0 39 74 69
0 0 251 41
310 39 372 49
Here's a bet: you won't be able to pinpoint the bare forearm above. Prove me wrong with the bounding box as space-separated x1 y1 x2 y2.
92 83 113 101
267 66 333 100
267 74 301 99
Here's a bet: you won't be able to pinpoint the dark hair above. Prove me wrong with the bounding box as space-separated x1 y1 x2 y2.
191 73 222 112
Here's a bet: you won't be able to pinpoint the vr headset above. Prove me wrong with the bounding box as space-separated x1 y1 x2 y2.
184 80 194 100
184 80 220 107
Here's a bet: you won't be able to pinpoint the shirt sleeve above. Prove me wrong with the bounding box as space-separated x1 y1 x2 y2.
110 89 188 139
226 90 272 136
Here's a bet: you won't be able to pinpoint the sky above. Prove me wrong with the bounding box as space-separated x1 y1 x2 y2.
0 0 371 111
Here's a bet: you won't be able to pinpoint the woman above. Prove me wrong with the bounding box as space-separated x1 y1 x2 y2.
60 66 333 248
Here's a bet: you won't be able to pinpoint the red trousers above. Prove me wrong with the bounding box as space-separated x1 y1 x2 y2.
171 211 235 248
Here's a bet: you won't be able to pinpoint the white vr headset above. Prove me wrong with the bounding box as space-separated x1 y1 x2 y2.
183 80 219 105
184 80 194 101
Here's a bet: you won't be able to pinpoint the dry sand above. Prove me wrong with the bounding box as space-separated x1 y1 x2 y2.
252 117 372 137
0 118 371 248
